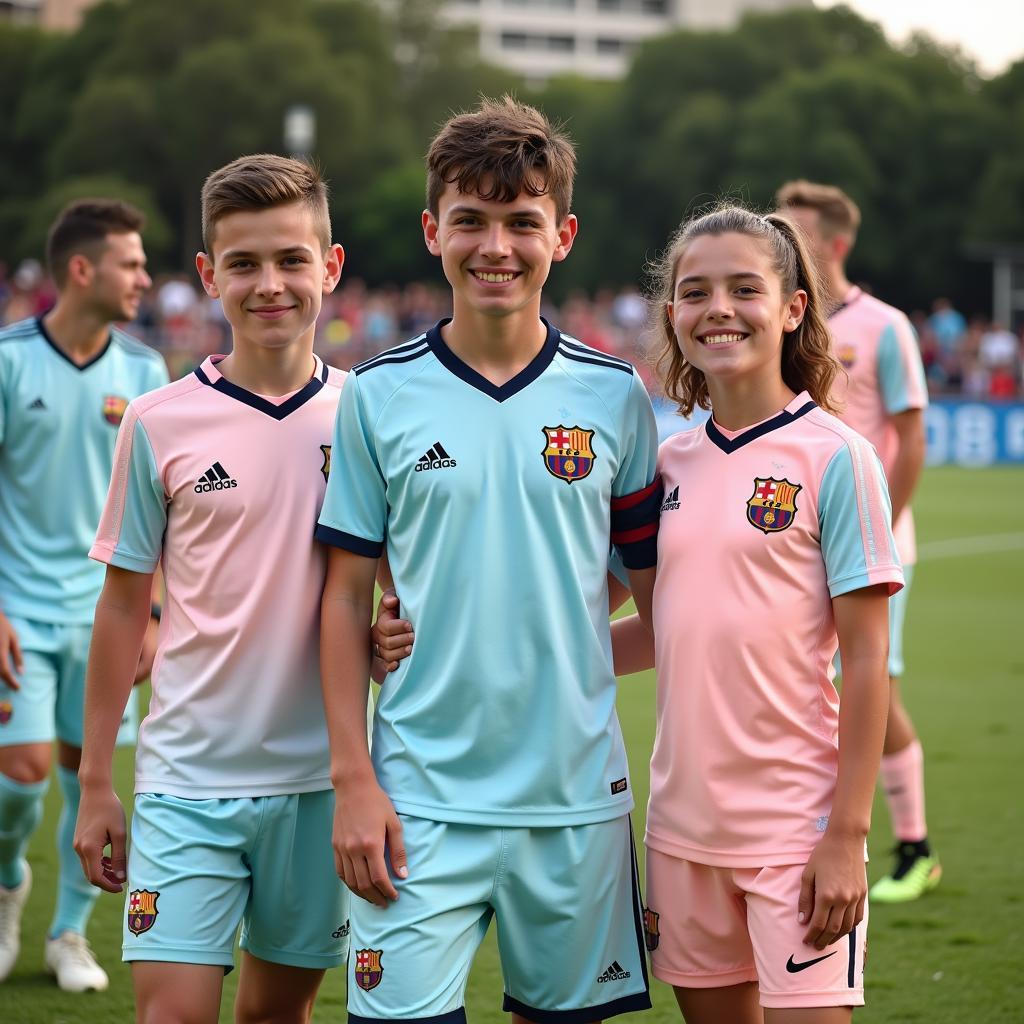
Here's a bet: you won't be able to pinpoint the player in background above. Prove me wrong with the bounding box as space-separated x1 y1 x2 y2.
776 181 939 904
609 205 901 1022
0 200 168 992
316 97 661 1024
74 155 350 1022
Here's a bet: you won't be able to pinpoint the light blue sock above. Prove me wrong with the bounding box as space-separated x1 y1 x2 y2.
0 772 48 889
49 765 98 938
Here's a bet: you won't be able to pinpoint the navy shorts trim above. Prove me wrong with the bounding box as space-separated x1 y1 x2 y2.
502 991 652 1023
349 1011 466 1024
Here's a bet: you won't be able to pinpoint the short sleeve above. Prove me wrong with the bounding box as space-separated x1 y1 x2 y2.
314 372 386 558
610 373 662 570
0 353 8 447
877 317 928 416
90 406 166 573
818 439 904 599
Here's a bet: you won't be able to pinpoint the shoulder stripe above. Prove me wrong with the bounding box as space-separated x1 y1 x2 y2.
0 321 40 344
110 330 162 360
557 345 634 375
558 336 633 371
353 342 431 376
352 335 429 373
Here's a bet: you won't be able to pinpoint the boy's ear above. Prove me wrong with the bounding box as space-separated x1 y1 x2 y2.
550 214 578 264
195 252 219 299
323 243 345 294
422 209 441 257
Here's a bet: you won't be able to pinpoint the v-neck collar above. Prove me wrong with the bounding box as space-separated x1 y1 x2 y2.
194 354 327 420
705 392 817 454
426 317 559 403
828 286 863 320
37 316 112 371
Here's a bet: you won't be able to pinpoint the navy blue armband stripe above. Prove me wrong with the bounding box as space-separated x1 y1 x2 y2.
314 524 383 558
616 533 659 571
610 476 663 534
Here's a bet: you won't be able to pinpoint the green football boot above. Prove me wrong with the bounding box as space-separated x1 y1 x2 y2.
870 840 942 903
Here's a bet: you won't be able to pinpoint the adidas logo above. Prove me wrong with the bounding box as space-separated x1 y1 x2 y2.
597 960 631 983
661 485 680 511
415 441 456 472
28 397 46 410
194 461 238 493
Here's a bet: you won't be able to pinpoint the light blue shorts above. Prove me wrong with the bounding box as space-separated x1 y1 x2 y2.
348 813 651 1024
0 616 137 748
124 790 348 971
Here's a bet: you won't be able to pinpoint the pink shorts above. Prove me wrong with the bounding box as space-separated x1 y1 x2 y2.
644 848 867 1009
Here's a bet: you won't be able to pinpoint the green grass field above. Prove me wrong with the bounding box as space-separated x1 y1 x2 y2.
6 466 1021 1023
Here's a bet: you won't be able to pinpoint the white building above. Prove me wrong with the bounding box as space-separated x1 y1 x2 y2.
438 0 813 80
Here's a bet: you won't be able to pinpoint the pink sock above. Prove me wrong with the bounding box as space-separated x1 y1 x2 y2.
880 740 927 842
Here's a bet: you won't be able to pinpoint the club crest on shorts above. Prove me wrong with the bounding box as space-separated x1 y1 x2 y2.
103 395 128 426
355 948 384 990
542 425 596 484
320 444 331 481
746 477 802 534
0 701 12 725
644 908 660 951
127 889 159 936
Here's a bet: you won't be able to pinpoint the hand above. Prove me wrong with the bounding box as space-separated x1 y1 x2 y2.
798 833 867 950
74 784 128 893
372 591 414 675
133 615 160 685
0 611 24 690
332 778 408 908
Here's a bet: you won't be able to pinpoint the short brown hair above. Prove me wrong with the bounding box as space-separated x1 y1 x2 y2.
46 199 145 288
775 180 861 240
201 153 331 255
648 204 841 416
426 96 576 222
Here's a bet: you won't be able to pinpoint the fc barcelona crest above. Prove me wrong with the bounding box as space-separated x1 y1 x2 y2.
127 889 159 936
354 948 384 991
542 425 596 484
644 908 660 951
0 701 12 725
320 444 331 481
836 344 857 370
103 395 128 426
746 477 802 534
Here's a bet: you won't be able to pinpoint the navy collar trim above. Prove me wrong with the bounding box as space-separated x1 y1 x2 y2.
828 286 863 320
37 316 112 371
194 358 328 420
706 400 817 454
426 317 560 403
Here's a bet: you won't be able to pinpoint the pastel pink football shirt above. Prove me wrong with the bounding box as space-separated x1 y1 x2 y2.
648 393 903 867
830 287 928 564
91 355 344 798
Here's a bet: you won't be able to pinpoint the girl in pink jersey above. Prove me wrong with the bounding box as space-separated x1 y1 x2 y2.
613 206 902 1023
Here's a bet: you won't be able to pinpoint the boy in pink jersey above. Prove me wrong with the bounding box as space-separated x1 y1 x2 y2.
74 155 349 1022
777 181 939 904
612 206 902 1022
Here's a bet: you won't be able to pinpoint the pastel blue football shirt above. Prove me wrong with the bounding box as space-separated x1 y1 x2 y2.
0 317 168 623
316 319 661 826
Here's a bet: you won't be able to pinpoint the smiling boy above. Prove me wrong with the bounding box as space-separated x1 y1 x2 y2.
316 97 661 1024
74 155 349 1022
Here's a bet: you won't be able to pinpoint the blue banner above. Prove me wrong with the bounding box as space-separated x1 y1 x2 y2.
653 398 1024 467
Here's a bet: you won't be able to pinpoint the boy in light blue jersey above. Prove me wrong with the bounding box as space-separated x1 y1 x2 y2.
316 97 661 1024
0 200 168 991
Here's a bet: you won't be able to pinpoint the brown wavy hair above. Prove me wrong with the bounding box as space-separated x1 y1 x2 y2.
426 96 576 221
649 204 841 416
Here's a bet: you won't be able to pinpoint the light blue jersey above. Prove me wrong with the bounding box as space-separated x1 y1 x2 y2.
0 317 168 624
317 319 661 827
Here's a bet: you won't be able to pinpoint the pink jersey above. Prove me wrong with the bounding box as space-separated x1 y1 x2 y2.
647 393 903 867
91 355 344 798
830 287 928 564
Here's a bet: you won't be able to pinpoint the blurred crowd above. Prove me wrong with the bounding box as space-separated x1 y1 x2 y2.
2 259 1022 400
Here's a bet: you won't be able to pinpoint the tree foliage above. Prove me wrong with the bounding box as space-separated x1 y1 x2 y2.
2 0 1021 314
